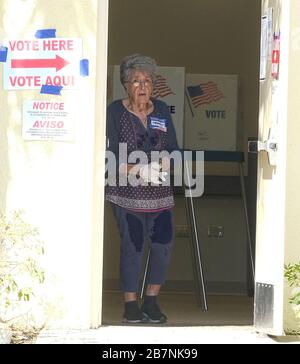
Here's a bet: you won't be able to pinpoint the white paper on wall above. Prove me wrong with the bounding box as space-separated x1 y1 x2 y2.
22 100 76 141
185 74 238 151
260 15 268 80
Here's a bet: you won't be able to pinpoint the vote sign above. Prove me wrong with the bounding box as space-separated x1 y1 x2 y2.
3 38 82 90
185 74 238 151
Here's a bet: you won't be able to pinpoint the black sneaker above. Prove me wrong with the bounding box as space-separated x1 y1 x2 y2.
123 301 147 324
141 302 167 323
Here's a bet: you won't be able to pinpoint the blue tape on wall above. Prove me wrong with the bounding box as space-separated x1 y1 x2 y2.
35 29 57 39
0 46 8 62
80 59 89 77
40 85 63 95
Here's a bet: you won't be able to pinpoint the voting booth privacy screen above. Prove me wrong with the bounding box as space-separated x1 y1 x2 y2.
185 74 238 151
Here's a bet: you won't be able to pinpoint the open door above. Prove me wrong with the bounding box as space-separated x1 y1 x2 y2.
254 0 289 335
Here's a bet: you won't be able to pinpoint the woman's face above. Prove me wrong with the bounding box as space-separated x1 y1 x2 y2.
126 70 153 104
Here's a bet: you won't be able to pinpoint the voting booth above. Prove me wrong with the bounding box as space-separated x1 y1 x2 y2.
183 74 253 307
184 74 239 151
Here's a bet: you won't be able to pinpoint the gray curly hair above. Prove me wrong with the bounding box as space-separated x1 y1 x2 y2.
120 54 157 88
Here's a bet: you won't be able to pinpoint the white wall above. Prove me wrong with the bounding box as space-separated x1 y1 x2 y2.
0 0 108 328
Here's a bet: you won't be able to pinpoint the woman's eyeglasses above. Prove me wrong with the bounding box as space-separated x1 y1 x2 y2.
128 79 153 88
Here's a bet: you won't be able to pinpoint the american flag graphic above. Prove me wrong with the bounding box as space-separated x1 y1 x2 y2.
152 74 175 99
187 82 224 108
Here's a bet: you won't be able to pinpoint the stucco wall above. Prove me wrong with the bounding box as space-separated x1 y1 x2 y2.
0 0 107 328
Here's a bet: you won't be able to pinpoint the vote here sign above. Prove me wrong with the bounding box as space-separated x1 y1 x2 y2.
3 38 82 90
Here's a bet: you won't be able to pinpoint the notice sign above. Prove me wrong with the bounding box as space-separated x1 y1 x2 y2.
23 100 75 141
3 38 82 90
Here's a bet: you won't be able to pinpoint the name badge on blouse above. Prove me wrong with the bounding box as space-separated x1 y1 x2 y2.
149 117 167 132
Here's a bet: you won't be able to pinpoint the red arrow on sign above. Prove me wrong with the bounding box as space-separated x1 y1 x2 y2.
11 55 70 72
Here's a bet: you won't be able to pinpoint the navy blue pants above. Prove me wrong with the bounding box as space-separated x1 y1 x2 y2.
111 204 174 292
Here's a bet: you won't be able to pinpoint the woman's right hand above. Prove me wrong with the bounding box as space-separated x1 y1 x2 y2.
139 162 167 184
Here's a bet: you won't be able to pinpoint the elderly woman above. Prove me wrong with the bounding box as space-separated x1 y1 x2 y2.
105 54 179 324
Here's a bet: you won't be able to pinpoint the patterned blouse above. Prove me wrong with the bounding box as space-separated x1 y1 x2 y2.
105 99 179 211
